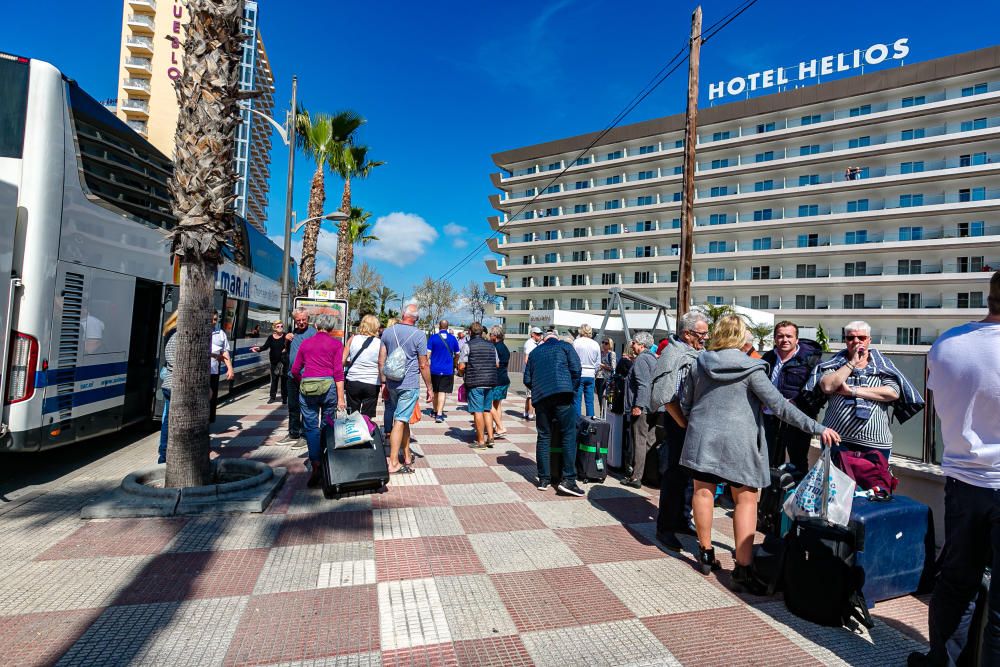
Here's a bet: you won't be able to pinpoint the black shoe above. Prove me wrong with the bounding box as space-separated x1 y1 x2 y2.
306 467 323 489
675 524 697 537
267 398 276 404
656 531 682 552
557 481 586 497
536 479 551 491
697 546 721 575
731 564 768 595
906 652 945 667
621 478 642 489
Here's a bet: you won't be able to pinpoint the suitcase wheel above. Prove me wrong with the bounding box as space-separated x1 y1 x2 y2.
322 485 335 500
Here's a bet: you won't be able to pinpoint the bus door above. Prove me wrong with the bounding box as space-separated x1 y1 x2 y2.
0 179 17 416
152 284 179 421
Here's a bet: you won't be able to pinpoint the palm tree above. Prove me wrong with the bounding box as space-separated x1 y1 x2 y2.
345 207 378 247
333 145 384 298
748 322 775 351
165 0 243 487
295 108 363 294
697 302 738 332
378 286 398 316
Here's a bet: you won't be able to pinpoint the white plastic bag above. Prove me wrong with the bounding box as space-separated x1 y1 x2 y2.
783 447 855 527
333 412 374 449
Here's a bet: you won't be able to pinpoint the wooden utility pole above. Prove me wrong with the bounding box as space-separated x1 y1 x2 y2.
676 6 702 318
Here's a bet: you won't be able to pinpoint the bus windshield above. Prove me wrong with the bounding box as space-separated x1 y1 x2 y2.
0 56 29 158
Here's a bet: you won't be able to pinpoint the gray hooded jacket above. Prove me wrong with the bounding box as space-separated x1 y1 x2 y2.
680 348 824 488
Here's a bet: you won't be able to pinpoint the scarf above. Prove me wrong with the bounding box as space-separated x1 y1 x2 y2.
804 348 925 424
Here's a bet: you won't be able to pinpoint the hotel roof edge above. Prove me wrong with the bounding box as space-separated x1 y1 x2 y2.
491 45 1000 167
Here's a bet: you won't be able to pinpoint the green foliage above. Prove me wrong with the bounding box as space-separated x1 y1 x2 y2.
815 323 832 352
748 322 774 351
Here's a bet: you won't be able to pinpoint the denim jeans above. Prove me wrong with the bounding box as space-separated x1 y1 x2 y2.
299 385 337 463
576 376 596 417
157 388 171 464
286 377 302 438
926 477 1000 665
657 417 693 534
534 393 578 484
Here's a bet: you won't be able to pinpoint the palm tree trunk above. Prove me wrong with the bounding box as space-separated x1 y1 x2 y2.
334 177 353 298
297 165 325 294
165 258 214 487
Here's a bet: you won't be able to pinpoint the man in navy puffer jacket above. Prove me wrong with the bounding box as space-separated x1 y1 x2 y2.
524 329 585 496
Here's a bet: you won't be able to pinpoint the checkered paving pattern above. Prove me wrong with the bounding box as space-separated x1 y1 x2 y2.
0 387 933 664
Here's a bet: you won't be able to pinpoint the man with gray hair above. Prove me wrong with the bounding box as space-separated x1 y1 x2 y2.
277 307 316 447
622 331 659 489
379 303 433 473
648 310 709 550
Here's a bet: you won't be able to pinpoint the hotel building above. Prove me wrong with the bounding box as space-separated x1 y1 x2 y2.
486 46 1000 348
114 0 275 232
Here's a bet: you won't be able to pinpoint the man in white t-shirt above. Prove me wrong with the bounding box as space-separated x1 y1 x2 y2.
522 327 543 420
209 310 234 424
572 323 601 417
911 271 1000 667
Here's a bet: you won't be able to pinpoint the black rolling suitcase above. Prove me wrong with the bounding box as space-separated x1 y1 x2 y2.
576 416 610 483
319 421 389 499
758 463 803 539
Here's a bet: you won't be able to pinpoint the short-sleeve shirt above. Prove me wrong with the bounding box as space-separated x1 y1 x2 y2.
820 365 900 450
382 323 428 391
427 330 459 376
210 329 231 375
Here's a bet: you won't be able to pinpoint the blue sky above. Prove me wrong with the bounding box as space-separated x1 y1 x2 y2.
2 0 998 308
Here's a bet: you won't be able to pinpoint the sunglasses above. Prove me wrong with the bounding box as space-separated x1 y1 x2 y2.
845 335 869 341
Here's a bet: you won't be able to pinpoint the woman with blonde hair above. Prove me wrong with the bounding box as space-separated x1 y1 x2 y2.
156 311 179 464
680 315 840 593
343 314 383 419
251 320 289 404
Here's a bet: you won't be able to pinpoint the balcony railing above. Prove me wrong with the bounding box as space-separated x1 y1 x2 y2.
127 13 155 30
124 57 152 72
126 36 154 51
123 78 151 91
120 98 149 112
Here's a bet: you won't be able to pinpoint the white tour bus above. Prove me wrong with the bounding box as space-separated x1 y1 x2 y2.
0 53 289 451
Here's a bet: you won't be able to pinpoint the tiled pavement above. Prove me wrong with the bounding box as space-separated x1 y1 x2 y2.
0 386 931 666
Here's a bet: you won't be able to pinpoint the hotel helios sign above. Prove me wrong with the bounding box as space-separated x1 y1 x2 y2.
708 38 911 102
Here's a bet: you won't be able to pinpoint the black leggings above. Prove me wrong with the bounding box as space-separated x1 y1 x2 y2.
346 380 380 419
269 362 287 401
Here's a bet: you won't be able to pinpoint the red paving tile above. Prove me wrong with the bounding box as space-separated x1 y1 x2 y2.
274 510 373 546
451 636 535 666
492 566 634 632
873 594 931 644
434 467 503 485
371 485 449 509
0 608 104 667
554 524 665 564
381 642 459 667
36 518 187 560
416 443 481 455
224 586 379 665
643 607 826 666
590 496 659 524
116 548 269 605
375 536 485 581
455 503 546 534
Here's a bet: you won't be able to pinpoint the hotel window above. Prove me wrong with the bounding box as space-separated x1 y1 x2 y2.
798 204 819 217
754 180 774 192
569 298 585 310
796 264 817 278
901 95 925 107
520 277 531 287
755 151 775 162
848 136 871 148
901 128 926 140
845 261 867 277
799 144 821 156
672 192 682 201
606 175 622 185
543 253 557 264
544 207 560 217
673 166 684 175
753 208 774 221
710 158 730 169
845 230 868 244
669 270 679 282
576 157 591 165
962 83 988 97
756 122 776 133
800 114 821 125
958 221 985 237
751 266 771 280
542 276 557 287
572 227 588 238
960 153 987 167
603 249 620 260
604 223 620 234
897 327 923 345
707 241 728 253
601 272 618 285
570 274 586 286
670 218 681 228
522 233 534 242
706 296 724 305
957 256 985 272
544 230 559 240
898 259 922 275
711 131 731 141
604 200 620 210
571 251 587 261
709 186 729 197
751 237 771 251
633 271 652 284
601 298 610 309
958 292 984 308
899 193 924 207
637 170 655 180
707 268 727 281
795 295 816 309
843 293 865 309
635 246 653 258
798 174 821 186
521 255 532 265
635 195 654 206
541 299 556 309
709 213 729 225
518 322 529 334
605 150 623 160
522 211 535 220
849 104 871 117
750 295 770 309
959 187 986 202
575 180 590 189
574 204 589 213
899 226 924 241
546 185 561 194
961 118 988 131
669 244 680 256
638 144 657 154
898 293 922 309
900 161 925 174
635 220 654 232
797 234 819 248
547 162 561 171
847 198 870 212
519 300 531 310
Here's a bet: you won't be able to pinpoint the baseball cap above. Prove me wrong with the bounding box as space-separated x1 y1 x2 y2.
530 326 543 334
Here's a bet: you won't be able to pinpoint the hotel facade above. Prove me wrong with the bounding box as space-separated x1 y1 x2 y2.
486 46 1000 348
114 0 275 232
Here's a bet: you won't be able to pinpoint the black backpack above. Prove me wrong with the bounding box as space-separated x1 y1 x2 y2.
783 518 874 631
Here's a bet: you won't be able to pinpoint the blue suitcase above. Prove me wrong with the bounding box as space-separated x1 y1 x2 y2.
849 494 934 607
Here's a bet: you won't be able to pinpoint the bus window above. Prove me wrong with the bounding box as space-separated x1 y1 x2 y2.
0 55 29 158
244 303 278 339
245 221 284 282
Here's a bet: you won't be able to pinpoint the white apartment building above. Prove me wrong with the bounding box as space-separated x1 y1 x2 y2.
486 46 1000 348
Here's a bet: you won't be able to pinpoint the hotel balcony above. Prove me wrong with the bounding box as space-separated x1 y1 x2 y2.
128 0 156 12
122 77 151 96
120 97 149 117
124 57 152 75
125 36 154 55
126 119 148 136
126 13 155 33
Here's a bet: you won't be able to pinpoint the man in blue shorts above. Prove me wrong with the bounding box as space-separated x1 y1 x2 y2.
458 322 499 449
379 304 432 474
427 319 460 423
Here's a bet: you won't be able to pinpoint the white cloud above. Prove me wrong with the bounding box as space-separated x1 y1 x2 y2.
452 238 469 249
443 222 467 236
358 212 439 267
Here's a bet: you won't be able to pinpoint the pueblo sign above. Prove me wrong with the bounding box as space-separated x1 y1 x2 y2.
708 38 910 102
